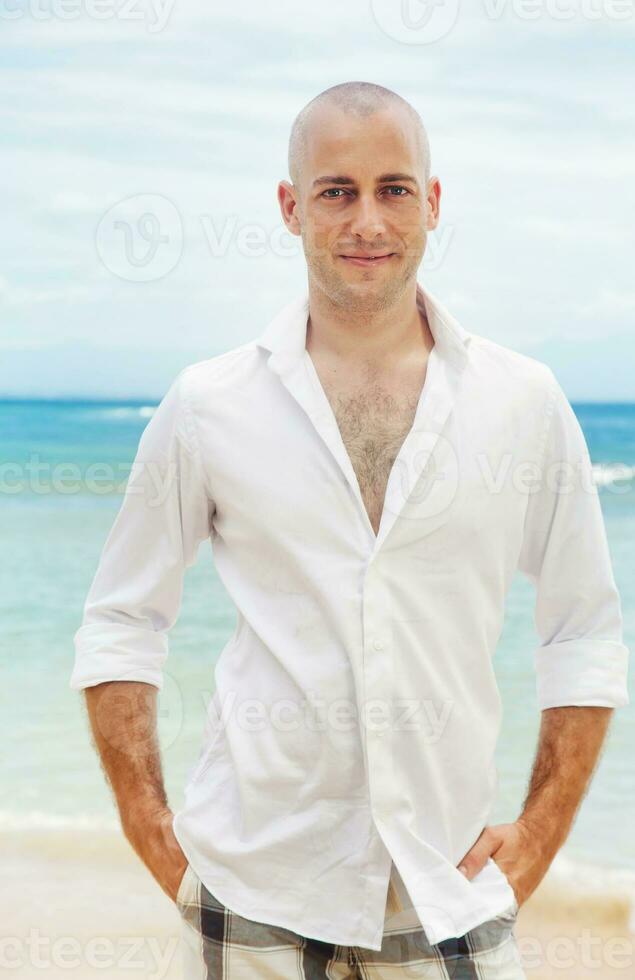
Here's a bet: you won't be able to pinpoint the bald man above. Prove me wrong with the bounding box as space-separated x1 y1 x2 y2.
73 81 628 979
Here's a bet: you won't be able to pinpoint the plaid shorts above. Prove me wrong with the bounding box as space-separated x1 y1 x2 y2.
175 861 525 979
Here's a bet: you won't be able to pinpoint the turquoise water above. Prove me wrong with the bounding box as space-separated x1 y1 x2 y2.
1 398 633 880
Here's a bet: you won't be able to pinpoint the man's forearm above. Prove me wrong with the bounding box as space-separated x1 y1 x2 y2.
457 704 616 905
83 680 169 844
83 680 188 901
518 705 613 857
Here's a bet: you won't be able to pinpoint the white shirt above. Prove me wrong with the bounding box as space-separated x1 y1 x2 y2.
70 280 630 950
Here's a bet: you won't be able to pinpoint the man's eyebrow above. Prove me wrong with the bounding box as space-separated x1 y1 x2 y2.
312 172 419 187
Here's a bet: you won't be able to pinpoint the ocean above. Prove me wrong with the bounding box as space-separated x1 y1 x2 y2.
2 397 634 901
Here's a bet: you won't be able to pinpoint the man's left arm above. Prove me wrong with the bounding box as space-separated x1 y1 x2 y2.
457 368 630 905
458 705 613 904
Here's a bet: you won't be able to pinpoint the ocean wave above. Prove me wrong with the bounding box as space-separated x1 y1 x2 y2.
92 405 156 420
593 463 635 486
0 810 120 832
549 852 635 932
67 405 157 423
550 851 635 891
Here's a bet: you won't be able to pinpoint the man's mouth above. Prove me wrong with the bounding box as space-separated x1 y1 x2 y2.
338 252 396 267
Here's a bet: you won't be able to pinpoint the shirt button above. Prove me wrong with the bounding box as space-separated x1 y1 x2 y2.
372 638 385 651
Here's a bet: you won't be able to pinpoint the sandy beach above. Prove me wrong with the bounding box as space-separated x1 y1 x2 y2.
2 828 634 979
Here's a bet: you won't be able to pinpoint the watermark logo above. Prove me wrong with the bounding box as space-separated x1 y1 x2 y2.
370 0 461 44
370 0 633 45
93 194 456 282
382 431 461 525
0 0 176 32
95 193 182 282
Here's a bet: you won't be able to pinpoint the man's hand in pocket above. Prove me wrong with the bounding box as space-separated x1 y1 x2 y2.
455 820 555 908
123 804 188 904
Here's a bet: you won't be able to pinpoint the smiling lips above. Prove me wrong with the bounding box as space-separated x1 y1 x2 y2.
338 252 395 267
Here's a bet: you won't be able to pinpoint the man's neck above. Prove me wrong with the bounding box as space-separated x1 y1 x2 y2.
305 280 434 372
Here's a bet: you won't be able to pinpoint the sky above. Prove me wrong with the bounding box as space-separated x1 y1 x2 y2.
1 0 634 401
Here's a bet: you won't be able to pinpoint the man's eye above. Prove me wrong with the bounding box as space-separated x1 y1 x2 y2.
320 186 410 199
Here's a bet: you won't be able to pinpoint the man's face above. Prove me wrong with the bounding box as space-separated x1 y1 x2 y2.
280 104 439 314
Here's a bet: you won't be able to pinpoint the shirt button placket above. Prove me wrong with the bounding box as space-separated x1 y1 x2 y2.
362 558 394 816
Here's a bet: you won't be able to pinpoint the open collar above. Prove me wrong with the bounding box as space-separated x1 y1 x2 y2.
255 279 472 377
254 280 472 554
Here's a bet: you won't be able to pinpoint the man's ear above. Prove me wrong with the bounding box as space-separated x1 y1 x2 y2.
277 180 302 236
426 176 441 231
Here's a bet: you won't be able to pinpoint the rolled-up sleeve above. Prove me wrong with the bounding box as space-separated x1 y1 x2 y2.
69 367 214 692
517 369 630 710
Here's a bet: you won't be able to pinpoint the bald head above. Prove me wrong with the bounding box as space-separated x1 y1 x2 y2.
288 81 431 192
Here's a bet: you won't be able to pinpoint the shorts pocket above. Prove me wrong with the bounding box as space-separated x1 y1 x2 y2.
487 856 519 918
497 896 519 922
175 862 192 908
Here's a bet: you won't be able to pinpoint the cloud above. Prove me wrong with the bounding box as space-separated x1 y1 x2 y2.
1 0 633 397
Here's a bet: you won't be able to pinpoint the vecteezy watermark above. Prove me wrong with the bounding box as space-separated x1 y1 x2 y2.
481 0 635 21
0 454 175 499
199 214 298 261
198 215 456 268
95 194 183 283
83 668 185 755
94 194 457 282
0 930 180 978
1 450 632 498
370 0 461 44
195 689 455 739
516 930 634 971
186 690 455 782
370 0 634 45
383 432 461 524
0 0 175 32
381 905 635 973
381 432 634 527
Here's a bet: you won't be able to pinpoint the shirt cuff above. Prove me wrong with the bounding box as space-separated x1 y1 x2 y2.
69 622 167 691
534 637 630 709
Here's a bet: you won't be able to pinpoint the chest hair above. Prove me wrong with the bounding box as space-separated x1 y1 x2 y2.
319 365 426 533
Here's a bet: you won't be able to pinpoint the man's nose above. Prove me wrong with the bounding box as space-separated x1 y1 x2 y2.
348 193 387 239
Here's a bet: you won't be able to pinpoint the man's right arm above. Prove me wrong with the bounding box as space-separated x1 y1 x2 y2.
83 680 187 902
70 368 214 899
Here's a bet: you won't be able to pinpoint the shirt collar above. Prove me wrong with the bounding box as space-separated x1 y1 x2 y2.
255 279 472 376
